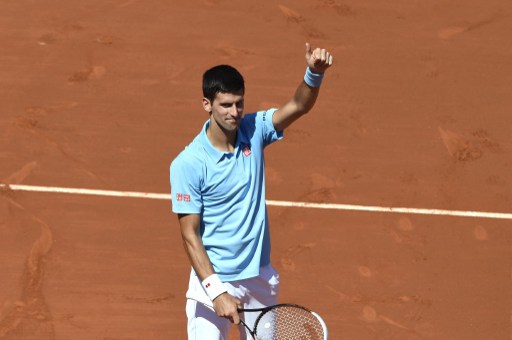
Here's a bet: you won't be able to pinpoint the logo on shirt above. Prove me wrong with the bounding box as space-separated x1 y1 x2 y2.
176 193 191 202
242 145 252 157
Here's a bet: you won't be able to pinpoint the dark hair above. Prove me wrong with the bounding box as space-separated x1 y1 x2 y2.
202 65 245 102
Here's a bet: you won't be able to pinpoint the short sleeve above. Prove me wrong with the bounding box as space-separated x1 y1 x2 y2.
260 108 284 147
170 156 203 214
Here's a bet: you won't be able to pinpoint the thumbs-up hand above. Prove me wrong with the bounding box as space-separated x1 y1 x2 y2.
305 42 333 74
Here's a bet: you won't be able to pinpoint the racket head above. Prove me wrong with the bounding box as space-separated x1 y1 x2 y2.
252 303 327 339
311 311 328 339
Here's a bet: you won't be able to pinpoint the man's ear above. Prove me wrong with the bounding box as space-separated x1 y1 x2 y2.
202 97 212 113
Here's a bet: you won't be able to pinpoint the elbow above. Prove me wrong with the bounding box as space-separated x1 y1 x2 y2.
298 103 314 115
292 100 314 115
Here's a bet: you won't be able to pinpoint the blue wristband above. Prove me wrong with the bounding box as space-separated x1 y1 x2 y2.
304 67 324 87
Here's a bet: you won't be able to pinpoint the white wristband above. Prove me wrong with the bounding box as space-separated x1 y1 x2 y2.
202 274 227 301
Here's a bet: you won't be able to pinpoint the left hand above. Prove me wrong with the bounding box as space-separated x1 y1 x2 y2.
305 43 333 74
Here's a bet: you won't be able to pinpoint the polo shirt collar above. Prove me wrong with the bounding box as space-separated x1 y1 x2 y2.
200 119 250 163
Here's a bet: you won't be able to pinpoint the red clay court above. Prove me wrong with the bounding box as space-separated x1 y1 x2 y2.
1 1 511 339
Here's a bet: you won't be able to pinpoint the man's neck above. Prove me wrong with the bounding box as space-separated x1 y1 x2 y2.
207 118 237 153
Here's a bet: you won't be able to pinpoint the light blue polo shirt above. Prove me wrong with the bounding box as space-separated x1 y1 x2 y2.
170 108 283 281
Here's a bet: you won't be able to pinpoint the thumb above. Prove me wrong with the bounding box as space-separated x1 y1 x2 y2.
233 310 241 325
305 42 312 59
233 299 242 324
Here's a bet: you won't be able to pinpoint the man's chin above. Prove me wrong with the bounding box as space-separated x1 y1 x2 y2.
225 121 239 129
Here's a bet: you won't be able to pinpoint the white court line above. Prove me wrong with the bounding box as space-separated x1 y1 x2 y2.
1 183 512 220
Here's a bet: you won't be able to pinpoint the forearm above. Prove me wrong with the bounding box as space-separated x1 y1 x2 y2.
181 228 215 281
292 79 320 115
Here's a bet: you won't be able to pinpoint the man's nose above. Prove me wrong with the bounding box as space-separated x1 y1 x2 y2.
230 105 240 116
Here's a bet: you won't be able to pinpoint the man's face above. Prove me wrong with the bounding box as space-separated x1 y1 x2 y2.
203 91 244 132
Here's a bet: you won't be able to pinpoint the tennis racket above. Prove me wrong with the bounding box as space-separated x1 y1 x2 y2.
205 302 328 339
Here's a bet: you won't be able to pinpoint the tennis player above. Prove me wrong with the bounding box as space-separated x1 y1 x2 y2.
170 43 333 339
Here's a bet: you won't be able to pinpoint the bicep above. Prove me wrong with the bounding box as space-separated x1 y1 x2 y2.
272 100 302 132
178 213 201 240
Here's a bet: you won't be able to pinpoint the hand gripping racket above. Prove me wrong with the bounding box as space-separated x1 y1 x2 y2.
236 303 328 340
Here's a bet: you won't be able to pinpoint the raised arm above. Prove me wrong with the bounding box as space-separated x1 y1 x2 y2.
272 43 334 132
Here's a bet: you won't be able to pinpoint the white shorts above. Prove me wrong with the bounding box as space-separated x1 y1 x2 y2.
185 264 280 340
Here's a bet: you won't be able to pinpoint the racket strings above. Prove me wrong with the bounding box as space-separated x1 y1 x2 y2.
254 306 324 339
